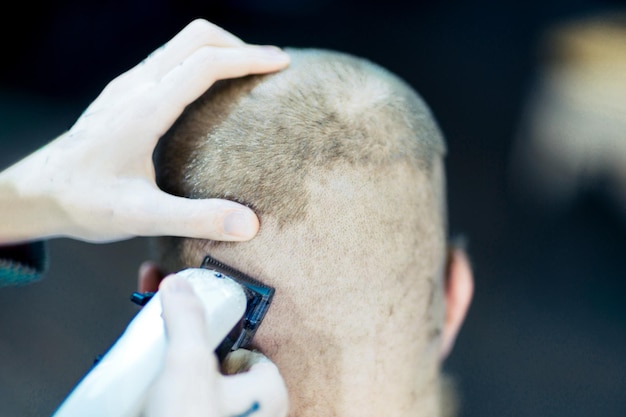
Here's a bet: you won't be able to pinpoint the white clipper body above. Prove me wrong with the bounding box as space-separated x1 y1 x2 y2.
52 268 247 417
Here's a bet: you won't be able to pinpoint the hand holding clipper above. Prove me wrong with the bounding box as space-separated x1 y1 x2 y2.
145 274 288 417
52 264 287 417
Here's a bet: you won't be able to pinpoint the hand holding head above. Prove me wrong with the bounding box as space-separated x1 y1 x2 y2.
0 19 289 244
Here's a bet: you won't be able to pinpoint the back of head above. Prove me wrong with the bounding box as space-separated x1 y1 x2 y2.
153 48 448 416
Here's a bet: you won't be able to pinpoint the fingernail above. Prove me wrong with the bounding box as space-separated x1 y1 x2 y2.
223 210 259 239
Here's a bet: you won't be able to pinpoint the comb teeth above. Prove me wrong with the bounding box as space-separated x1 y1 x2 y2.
200 255 275 352
201 255 271 292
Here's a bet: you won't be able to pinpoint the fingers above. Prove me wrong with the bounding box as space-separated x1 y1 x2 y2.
147 44 289 135
222 349 269 375
145 275 220 417
126 190 260 240
220 350 289 417
160 276 213 348
155 44 288 124
114 17 289 90
156 276 288 417
140 19 246 81
100 18 289 146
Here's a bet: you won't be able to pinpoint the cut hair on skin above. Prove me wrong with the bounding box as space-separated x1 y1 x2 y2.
151 48 470 417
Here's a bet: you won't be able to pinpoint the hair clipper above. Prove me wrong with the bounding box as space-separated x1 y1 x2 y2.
52 256 274 417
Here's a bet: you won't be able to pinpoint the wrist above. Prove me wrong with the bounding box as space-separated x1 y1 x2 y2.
0 143 69 243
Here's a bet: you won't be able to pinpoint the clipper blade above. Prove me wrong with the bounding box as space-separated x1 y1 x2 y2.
200 255 275 360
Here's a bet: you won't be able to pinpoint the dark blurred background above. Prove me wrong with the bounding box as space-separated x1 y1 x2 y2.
1 1 626 416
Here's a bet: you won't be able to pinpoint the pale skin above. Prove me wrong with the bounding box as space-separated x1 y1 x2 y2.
145 274 289 417
0 18 290 244
140 165 475 417
0 19 290 417
140 237 473 417
144 47 475 416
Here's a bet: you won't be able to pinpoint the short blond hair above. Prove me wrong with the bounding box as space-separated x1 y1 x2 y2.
153 48 451 415
154 47 447 272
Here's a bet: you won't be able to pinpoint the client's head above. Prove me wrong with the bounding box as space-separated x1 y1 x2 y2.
150 48 473 417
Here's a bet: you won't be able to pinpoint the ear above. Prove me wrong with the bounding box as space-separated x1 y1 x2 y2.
440 248 474 360
137 261 166 293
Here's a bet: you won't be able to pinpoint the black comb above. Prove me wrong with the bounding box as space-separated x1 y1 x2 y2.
200 255 275 361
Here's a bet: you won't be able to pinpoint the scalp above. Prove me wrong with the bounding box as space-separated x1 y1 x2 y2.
154 48 446 231
152 49 450 413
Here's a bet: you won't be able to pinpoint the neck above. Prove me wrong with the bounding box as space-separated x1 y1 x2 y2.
258 333 443 417
331 352 441 417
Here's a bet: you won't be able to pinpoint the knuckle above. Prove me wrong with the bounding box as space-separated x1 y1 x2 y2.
187 18 221 41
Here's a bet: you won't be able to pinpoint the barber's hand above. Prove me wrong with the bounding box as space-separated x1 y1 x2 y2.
144 275 289 417
0 19 289 244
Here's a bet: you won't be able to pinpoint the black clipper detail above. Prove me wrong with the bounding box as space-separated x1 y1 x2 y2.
200 255 275 361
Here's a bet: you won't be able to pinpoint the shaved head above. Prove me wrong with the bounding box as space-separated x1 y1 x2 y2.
153 48 450 417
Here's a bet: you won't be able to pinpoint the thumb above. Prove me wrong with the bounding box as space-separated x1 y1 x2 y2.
220 350 289 417
143 275 220 417
131 190 260 241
